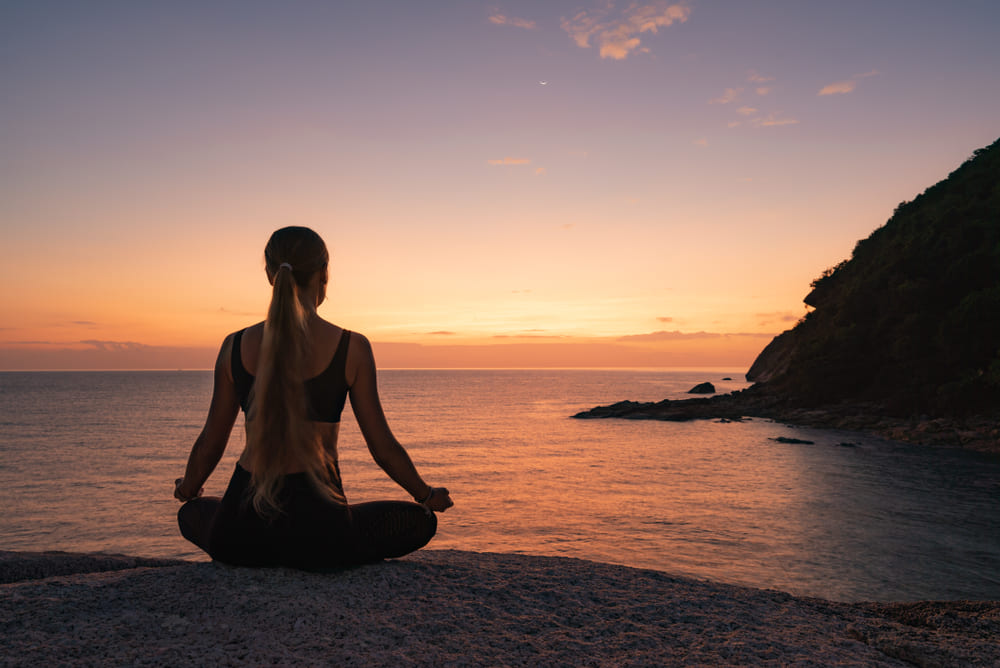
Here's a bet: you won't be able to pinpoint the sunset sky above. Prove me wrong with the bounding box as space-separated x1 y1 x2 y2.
2 1 998 369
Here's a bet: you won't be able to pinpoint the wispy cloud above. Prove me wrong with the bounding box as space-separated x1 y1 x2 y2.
710 87 742 104
818 70 877 96
693 137 708 146
656 317 674 323
561 1 691 60
618 330 722 342
492 334 567 340
747 71 774 96
751 113 799 127
535 167 546 175
427 331 456 336
618 330 771 342
736 106 757 116
487 157 531 166
80 340 151 352
488 13 537 30
755 311 799 327
818 80 856 96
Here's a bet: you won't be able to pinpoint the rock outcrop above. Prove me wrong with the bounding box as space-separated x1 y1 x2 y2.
746 138 1000 418
575 138 1000 450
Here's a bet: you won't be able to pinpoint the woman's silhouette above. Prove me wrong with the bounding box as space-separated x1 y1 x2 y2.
175 226 452 568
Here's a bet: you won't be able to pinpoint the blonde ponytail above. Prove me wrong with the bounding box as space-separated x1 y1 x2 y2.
244 227 344 516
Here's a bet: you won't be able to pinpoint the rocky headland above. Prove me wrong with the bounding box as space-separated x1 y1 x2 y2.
576 138 1000 453
573 386 1000 453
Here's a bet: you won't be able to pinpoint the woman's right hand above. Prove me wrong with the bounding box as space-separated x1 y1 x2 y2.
423 487 454 512
174 477 203 502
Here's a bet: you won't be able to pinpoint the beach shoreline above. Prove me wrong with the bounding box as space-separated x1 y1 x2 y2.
2 549 997 666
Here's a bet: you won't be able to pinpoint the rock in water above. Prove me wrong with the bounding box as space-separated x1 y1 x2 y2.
688 382 716 394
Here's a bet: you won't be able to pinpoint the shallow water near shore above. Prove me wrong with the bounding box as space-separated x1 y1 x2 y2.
1 369 998 602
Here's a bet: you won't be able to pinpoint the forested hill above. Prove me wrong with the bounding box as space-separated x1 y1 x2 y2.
747 137 1000 417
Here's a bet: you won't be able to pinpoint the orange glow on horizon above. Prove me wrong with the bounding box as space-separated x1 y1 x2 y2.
3 3 997 371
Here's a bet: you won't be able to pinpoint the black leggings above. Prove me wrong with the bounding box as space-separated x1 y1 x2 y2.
178 464 437 570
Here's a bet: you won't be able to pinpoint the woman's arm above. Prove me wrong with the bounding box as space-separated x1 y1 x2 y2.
347 333 453 512
175 335 241 501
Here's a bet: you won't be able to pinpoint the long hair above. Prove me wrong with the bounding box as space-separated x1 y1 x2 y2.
244 226 344 515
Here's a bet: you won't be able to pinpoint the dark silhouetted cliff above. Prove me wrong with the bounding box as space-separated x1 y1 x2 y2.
747 138 1000 417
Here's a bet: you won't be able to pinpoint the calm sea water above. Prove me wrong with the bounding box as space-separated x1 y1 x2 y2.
1 369 998 603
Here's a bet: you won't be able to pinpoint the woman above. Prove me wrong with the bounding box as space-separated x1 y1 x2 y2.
175 226 452 569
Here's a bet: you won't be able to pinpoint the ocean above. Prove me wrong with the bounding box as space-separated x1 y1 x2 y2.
1 369 998 603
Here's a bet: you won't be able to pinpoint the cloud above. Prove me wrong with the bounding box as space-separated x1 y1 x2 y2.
492 329 565 340
710 87 742 104
818 80 856 96
747 70 774 83
736 106 757 116
79 340 151 352
693 137 708 146
656 317 673 323
488 13 537 30
427 331 456 336
751 113 799 127
819 70 879 96
492 333 566 340
727 121 742 128
535 167 546 175
561 1 691 60
755 86 771 96
618 330 773 342
618 330 722 342
755 311 799 326
487 157 531 166
70 320 97 326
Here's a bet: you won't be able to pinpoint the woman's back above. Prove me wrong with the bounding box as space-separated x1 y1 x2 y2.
233 319 352 475
236 318 347 382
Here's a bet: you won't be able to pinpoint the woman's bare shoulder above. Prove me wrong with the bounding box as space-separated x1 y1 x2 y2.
241 321 265 336
342 330 375 387
345 328 371 345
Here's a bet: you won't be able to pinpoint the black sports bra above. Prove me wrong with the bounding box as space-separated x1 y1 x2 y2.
231 328 352 423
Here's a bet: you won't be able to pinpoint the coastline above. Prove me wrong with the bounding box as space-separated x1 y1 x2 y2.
2 550 997 666
573 391 1000 454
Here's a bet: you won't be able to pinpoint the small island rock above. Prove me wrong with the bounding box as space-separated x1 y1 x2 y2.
688 382 716 394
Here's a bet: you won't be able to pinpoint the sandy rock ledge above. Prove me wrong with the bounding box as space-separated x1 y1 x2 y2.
1 549 997 666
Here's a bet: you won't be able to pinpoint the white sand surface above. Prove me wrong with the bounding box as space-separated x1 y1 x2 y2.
1 549 996 666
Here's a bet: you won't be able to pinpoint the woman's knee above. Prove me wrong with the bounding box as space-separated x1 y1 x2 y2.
177 497 220 550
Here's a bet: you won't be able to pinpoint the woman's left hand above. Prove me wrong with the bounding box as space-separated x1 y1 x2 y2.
423 487 454 512
174 477 203 502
